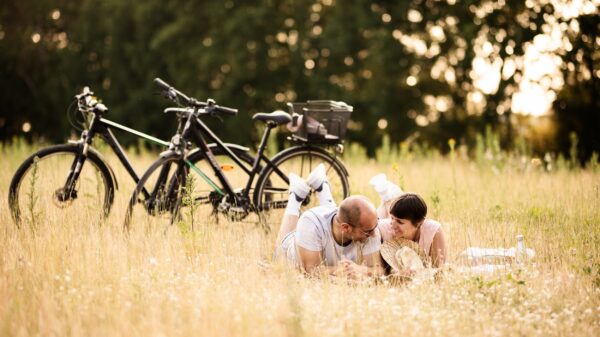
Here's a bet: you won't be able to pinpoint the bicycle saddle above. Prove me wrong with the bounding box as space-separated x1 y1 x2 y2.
252 110 292 125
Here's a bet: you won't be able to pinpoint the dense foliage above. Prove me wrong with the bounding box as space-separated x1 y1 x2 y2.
0 0 598 159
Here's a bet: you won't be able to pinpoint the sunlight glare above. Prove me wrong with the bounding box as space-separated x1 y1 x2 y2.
511 84 556 117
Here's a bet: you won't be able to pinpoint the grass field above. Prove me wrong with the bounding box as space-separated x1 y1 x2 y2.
1 141 599 336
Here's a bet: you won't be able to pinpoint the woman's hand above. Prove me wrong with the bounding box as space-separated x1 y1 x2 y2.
393 267 417 278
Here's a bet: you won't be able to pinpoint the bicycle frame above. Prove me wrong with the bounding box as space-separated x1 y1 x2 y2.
180 113 294 203
69 112 171 199
180 113 332 211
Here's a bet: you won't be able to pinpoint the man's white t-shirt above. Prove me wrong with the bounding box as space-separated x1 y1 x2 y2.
280 205 381 268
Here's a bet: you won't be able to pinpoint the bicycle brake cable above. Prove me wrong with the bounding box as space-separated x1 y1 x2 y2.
211 110 224 123
66 99 84 132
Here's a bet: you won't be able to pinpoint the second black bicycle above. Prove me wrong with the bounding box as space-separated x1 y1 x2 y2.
124 78 351 230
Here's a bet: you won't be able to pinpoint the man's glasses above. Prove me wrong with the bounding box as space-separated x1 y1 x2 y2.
353 223 378 236
342 217 378 236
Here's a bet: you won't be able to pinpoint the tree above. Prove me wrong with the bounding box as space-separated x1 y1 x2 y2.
1 0 597 160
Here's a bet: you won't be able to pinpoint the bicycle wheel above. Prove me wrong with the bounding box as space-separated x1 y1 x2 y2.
253 146 349 224
8 144 115 228
124 146 255 231
124 153 187 230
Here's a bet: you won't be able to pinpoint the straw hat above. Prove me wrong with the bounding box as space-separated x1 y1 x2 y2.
380 238 430 272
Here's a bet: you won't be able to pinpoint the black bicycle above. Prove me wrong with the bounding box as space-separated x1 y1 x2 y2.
124 78 351 229
7 87 252 227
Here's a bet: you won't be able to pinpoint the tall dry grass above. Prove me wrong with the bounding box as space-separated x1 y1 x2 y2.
1 142 599 336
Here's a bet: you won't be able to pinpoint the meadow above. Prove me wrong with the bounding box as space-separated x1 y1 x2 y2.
1 139 599 337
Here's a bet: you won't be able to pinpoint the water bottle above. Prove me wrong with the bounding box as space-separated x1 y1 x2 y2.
515 234 526 264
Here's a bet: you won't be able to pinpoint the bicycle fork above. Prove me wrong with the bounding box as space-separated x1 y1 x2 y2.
147 160 187 219
57 136 92 204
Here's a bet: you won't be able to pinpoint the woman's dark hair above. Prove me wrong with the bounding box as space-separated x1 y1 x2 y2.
389 193 427 225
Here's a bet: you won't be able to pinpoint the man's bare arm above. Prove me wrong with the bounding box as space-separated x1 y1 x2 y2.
298 246 337 275
298 246 371 277
297 246 385 278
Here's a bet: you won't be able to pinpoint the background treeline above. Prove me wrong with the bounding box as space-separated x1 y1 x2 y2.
0 0 598 160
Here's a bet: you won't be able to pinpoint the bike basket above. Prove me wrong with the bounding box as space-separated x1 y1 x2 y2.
286 100 353 144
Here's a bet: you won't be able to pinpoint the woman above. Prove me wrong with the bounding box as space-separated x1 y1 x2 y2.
370 174 448 270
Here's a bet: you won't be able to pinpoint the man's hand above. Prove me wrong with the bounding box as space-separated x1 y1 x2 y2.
336 259 369 279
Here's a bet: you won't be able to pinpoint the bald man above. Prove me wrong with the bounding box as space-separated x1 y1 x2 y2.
274 165 384 278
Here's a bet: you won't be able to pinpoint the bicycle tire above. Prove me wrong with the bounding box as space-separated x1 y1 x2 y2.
8 143 115 228
124 146 255 231
253 146 349 220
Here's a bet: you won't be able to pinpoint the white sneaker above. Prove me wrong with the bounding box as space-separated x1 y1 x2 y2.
369 173 388 195
289 173 310 201
306 164 327 192
384 183 403 201
370 173 403 201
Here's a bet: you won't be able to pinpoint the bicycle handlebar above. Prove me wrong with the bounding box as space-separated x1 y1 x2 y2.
153 77 238 117
75 86 108 113
154 78 193 104
206 99 238 116
153 78 171 92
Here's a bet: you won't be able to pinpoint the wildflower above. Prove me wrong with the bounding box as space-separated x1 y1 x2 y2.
448 138 456 151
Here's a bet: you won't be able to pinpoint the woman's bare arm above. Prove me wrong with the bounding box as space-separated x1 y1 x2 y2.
430 229 447 268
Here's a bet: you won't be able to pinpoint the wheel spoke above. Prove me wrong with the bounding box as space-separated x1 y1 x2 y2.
9 146 111 228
